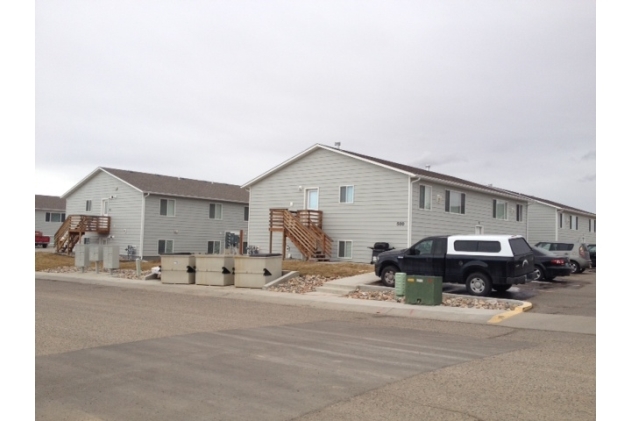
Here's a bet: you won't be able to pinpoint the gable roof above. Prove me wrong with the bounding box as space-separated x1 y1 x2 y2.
492 188 596 218
242 144 523 200
63 167 249 203
35 195 66 211
242 144 595 215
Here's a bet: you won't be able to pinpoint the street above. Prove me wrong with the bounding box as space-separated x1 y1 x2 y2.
36 278 595 421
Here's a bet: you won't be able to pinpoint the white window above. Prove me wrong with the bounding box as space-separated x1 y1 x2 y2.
445 190 465 214
339 186 354 203
160 199 175 216
589 219 596 232
209 203 223 219
86 200 92 212
516 204 524 222
158 239 174 254
45 212 66 222
207 241 221 254
493 200 508 220
244 206 249 221
338 241 353 258
570 216 579 230
559 213 563 229
419 185 431 210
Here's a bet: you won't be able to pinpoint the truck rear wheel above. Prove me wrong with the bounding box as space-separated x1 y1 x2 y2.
465 272 492 297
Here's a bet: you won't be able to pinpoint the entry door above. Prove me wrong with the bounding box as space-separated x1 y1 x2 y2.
101 199 109 216
306 188 319 210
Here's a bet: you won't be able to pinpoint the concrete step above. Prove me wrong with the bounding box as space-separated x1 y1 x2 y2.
315 284 358 295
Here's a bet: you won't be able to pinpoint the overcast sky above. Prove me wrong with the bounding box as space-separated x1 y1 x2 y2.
34 0 596 212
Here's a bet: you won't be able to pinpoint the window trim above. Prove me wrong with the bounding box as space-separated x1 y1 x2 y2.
419 185 432 210
209 203 223 220
45 212 66 223
559 213 563 229
86 200 92 212
158 239 174 254
160 198 176 217
339 185 355 204
338 240 353 259
445 190 465 214
492 199 508 220
207 240 221 254
516 204 524 222
244 206 249 221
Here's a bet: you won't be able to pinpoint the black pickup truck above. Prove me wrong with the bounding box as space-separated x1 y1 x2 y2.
374 235 535 296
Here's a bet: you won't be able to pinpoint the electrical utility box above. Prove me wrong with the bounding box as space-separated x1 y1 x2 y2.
75 245 90 269
404 275 443 306
103 246 120 269
89 245 104 262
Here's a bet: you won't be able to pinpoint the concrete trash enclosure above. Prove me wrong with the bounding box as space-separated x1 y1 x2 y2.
195 255 235 286
234 254 283 288
160 254 196 284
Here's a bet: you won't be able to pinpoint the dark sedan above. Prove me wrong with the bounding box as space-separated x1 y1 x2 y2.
532 246 573 281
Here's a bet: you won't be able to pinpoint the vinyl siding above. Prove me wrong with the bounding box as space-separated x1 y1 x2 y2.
247 148 410 263
35 210 66 237
525 202 558 244
526 203 596 245
411 181 528 240
65 171 144 252
142 196 249 258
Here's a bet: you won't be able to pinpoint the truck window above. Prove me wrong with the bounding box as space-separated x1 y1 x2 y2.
413 240 433 255
509 238 532 255
477 241 501 252
454 241 477 252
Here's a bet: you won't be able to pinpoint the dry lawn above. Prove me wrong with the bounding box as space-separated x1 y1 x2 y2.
35 252 373 278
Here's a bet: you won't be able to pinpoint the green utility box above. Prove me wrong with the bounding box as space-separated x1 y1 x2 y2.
404 275 443 306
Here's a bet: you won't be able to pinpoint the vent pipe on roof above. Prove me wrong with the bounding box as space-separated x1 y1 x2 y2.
334 142 341 149
425 165 431 171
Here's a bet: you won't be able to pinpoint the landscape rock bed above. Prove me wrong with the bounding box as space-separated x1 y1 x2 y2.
267 275 341 294
39 266 153 280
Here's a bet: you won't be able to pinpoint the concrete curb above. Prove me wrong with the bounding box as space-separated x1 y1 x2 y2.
262 271 300 290
487 301 533 324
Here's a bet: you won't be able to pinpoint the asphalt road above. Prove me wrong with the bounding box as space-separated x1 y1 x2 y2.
36 278 596 421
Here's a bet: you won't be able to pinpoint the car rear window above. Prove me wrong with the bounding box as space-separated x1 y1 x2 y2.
552 243 573 251
454 240 501 253
509 238 532 255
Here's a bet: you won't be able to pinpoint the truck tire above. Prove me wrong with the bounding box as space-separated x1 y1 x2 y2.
465 272 492 297
380 265 398 288
42 244 48 248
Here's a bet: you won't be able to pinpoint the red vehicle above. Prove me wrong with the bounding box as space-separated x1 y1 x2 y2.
35 231 50 248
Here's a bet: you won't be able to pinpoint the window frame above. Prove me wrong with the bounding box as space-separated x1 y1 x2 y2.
244 206 249 221
338 240 353 259
209 203 223 220
207 240 221 254
445 190 466 214
158 239 174 254
559 213 563 229
86 200 92 212
159 199 176 217
339 185 355 204
419 185 432 210
516 204 524 222
492 199 508 220
45 212 66 223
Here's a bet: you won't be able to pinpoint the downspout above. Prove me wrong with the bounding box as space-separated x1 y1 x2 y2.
139 193 150 258
407 176 422 247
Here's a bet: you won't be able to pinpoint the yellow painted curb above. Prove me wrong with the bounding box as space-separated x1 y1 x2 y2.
488 301 533 324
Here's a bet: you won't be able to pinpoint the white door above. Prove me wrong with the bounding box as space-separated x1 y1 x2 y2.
101 199 109 216
306 189 319 210
475 225 484 235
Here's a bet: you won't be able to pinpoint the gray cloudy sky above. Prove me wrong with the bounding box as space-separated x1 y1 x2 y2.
35 0 596 213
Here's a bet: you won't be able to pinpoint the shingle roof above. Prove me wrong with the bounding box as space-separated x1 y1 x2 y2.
492 188 596 217
35 195 66 211
101 168 249 203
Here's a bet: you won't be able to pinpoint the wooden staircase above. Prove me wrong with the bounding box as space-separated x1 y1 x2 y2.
54 215 111 254
269 209 332 261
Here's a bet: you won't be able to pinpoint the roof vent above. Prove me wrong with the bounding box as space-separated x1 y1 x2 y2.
425 165 431 171
334 142 341 149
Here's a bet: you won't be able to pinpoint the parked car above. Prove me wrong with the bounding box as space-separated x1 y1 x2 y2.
374 235 535 297
531 246 572 281
587 244 596 268
533 241 591 274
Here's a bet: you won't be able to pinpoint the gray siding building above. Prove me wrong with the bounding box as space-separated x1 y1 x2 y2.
35 195 66 237
62 167 249 259
242 144 532 263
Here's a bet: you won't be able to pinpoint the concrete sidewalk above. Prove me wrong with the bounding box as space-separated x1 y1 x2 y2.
34 271 596 335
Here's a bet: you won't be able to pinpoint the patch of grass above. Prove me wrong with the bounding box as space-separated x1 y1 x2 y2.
35 252 373 278
35 252 160 272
